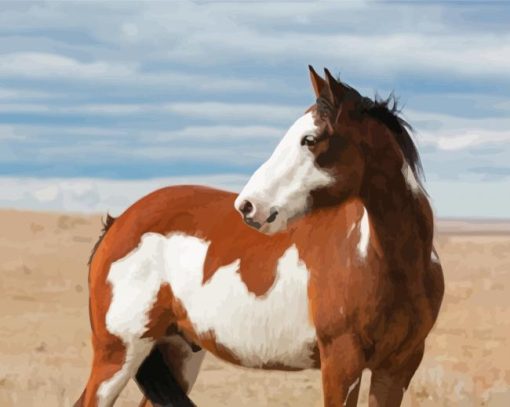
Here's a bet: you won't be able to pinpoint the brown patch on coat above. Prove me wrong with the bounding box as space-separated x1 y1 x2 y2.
142 284 174 339
143 287 202 353
203 235 290 296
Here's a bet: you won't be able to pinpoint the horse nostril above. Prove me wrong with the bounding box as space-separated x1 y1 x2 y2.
239 200 254 217
266 208 279 224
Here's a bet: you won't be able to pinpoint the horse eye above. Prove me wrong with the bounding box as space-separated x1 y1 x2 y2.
301 135 317 147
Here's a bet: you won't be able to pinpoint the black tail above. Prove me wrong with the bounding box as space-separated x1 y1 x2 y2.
135 346 197 407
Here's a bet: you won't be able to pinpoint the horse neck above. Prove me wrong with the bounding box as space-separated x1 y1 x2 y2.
360 157 434 270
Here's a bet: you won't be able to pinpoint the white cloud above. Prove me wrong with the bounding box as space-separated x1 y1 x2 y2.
0 52 264 92
0 103 51 113
63 104 146 115
0 121 281 168
164 102 303 124
406 110 510 150
0 175 248 215
0 120 283 143
0 100 302 124
0 52 134 80
168 29 510 79
0 88 54 100
0 102 147 116
0 124 27 141
152 125 283 141
88 2 510 79
1 3 509 85
0 123 124 141
1 175 508 219
111 145 268 165
421 130 510 151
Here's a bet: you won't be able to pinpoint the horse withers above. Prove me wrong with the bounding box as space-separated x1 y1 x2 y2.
75 66 444 407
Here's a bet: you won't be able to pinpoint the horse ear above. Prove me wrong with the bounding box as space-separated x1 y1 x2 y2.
324 68 352 123
309 65 326 98
324 68 345 103
310 66 337 132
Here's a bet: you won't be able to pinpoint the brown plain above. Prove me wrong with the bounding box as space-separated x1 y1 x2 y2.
0 209 508 406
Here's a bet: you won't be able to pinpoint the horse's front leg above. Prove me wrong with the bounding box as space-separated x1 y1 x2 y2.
318 333 365 407
368 343 424 407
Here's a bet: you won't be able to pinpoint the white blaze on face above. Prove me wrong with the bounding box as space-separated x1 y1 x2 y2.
236 112 334 234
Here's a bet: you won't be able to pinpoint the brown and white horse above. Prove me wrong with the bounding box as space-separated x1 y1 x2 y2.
75 66 444 407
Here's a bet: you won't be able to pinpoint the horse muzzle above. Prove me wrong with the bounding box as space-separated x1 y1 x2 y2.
234 198 280 233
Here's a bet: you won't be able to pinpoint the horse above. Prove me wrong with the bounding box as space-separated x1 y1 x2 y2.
75 66 444 407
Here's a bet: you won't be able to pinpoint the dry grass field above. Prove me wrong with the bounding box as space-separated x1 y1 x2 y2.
0 210 509 406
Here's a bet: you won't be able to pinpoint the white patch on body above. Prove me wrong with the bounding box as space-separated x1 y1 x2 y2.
106 234 165 340
164 234 317 368
105 232 317 371
99 233 165 406
235 112 333 234
402 161 423 195
357 207 370 260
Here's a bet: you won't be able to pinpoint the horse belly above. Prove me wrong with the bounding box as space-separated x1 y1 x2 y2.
163 233 318 369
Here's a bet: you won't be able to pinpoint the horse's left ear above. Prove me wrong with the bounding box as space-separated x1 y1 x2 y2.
309 65 327 98
310 66 339 132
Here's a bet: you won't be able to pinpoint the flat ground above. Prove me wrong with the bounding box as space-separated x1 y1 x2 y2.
0 210 508 406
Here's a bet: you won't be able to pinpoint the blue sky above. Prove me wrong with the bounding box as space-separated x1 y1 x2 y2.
0 1 509 217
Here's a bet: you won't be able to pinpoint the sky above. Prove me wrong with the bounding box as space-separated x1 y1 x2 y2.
0 0 509 218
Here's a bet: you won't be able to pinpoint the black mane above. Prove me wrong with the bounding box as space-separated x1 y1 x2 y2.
361 93 424 185
317 78 424 188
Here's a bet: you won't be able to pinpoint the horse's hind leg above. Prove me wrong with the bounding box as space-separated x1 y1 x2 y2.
368 344 424 407
136 335 205 407
76 333 153 407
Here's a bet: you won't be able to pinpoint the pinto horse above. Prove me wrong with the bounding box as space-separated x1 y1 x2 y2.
75 66 444 407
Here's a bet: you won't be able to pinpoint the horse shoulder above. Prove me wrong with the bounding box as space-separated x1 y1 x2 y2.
301 199 384 341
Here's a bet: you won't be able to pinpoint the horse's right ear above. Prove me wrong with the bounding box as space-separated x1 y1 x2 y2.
309 65 326 98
